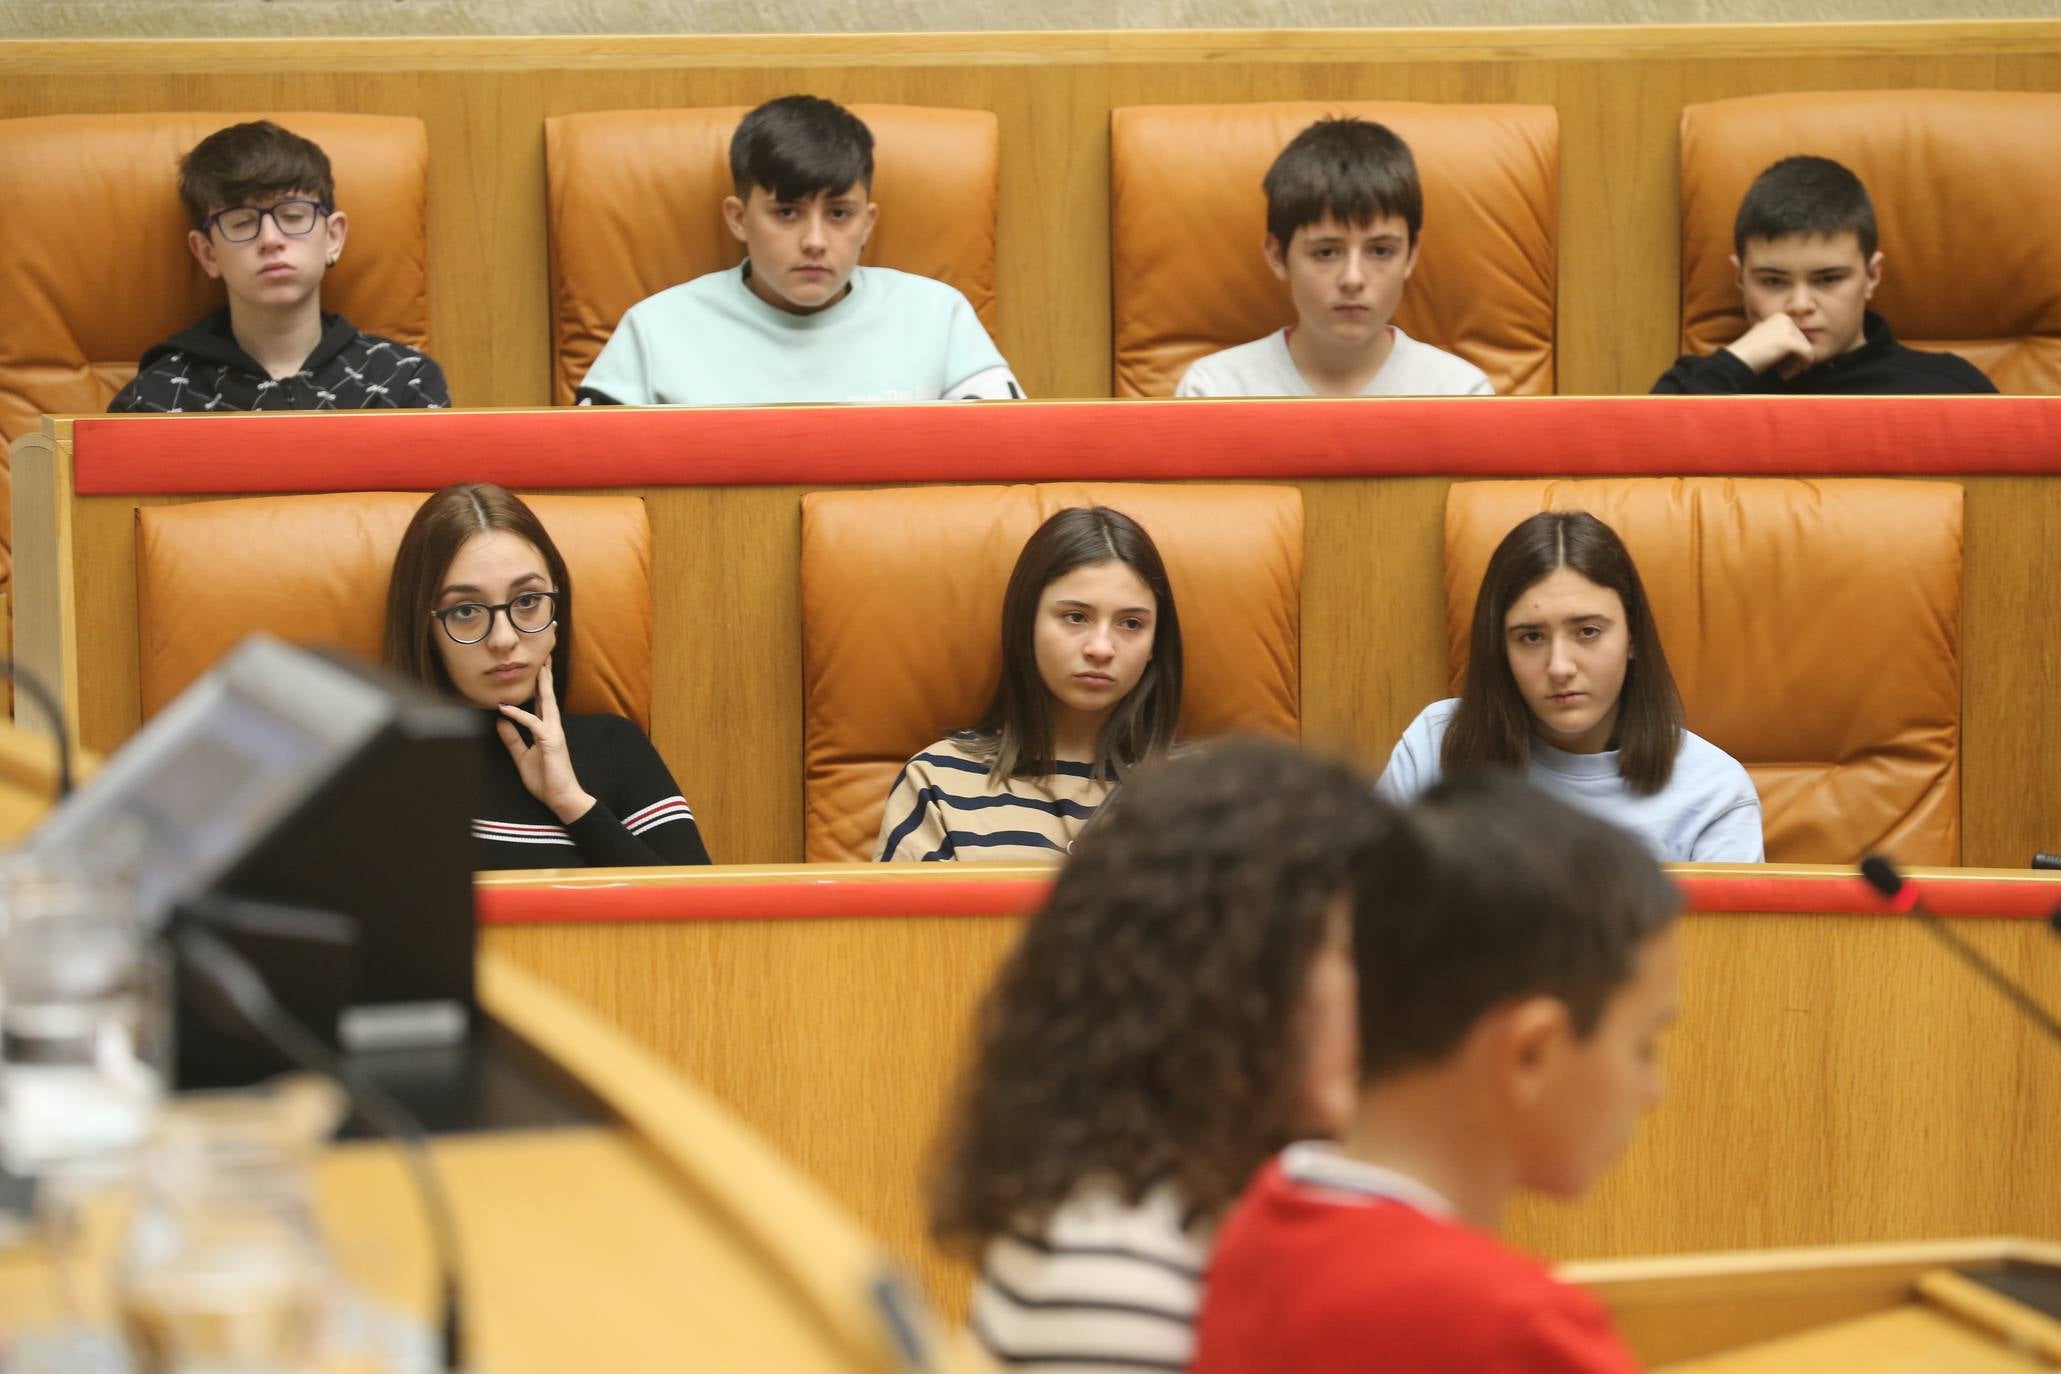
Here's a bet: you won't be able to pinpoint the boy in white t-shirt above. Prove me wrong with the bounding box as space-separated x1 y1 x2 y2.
578 95 1022 406
1178 118 1493 399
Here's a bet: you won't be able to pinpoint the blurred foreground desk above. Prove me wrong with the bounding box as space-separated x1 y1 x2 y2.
477 862 2061 1311
0 955 992 1374
1570 1237 2061 1370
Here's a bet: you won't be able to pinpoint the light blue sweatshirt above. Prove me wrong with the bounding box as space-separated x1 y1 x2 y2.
579 263 1018 406
1374 698 1764 863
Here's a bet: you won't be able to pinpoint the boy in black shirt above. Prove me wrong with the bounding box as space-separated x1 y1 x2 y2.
111 120 449 413
1653 155 1994 395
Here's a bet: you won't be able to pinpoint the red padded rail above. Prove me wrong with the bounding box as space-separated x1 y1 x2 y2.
476 869 2061 926
71 395 2061 496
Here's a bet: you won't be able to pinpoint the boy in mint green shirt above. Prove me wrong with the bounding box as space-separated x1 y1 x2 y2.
578 95 1021 406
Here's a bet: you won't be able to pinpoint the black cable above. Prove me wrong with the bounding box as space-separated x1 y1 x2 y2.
0 654 73 799
1860 855 2061 1047
171 924 466 1371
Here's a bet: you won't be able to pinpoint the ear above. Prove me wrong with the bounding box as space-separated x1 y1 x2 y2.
1495 995 1575 1112
1401 235 1421 281
721 194 748 246
324 208 349 270
188 227 222 281
1729 252 1744 293
859 199 879 251
1264 233 1290 282
1863 249 1884 301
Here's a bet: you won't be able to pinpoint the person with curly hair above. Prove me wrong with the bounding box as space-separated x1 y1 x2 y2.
875 506 1183 862
929 737 1390 1371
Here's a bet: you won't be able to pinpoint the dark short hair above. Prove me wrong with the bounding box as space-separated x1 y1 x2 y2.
1733 155 1878 260
1354 769 1680 1078
729 94 875 202
970 506 1183 783
931 738 1394 1244
1441 510 1684 794
179 120 335 229
1264 116 1423 249
382 483 574 708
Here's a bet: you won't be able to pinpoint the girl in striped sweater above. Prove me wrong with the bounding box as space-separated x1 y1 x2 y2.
874 505 1183 864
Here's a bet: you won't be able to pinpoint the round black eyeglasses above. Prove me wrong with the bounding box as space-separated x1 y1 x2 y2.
431 591 559 646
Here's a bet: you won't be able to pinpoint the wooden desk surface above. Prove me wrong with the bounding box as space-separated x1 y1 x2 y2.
0 955 993 1373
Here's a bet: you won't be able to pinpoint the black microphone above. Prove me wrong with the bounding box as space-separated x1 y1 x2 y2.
1859 854 2061 1047
168 902 467 1372
2034 852 2061 871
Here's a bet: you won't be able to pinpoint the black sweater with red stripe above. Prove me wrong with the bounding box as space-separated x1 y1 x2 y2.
474 711 711 870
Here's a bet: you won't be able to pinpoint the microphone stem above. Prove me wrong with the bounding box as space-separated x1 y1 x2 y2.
1908 912 2061 1046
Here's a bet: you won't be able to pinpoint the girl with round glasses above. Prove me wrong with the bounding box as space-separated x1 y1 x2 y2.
382 483 710 869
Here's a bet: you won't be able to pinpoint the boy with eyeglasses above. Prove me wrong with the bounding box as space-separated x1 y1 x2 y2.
110 120 449 413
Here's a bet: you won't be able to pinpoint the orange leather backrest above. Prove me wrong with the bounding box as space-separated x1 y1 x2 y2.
1443 478 1963 865
1111 101 1558 397
0 112 431 444
546 105 1000 405
135 491 653 729
1680 91 2061 394
801 483 1304 863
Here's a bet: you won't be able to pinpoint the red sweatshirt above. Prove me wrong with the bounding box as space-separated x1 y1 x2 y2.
1194 1147 1642 1374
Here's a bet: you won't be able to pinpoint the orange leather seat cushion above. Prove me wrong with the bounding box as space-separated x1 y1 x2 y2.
1111 101 1558 397
0 112 432 444
545 105 1000 405
1444 478 1962 865
802 483 1303 863
135 492 653 729
1680 91 2061 394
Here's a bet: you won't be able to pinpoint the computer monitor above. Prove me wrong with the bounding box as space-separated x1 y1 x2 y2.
27 636 484 1086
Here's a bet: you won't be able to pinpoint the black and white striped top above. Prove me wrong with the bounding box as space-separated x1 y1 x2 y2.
971 1183 1210 1373
874 735 1113 863
474 710 710 870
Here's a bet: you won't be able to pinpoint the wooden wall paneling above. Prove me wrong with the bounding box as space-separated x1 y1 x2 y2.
1958 476 2061 871
481 900 2061 1319
8 431 75 740
635 483 810 865
481 914 1028 1310
1295 475 1452 772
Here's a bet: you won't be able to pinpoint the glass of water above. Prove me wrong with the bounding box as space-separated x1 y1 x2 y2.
0 858 167 1180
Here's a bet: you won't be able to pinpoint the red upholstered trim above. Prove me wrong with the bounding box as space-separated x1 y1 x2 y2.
1674 874 2061 919
476 870 2061 926
72 396 2061 496
477 877 1054 925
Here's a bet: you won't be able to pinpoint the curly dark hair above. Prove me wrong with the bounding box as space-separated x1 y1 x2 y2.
929 737 1393 1247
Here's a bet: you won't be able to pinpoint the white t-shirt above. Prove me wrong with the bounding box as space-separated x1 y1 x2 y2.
1374 698 1765 863
578 263 1021 406
972 1181 1210 1374
1175 326 1494 398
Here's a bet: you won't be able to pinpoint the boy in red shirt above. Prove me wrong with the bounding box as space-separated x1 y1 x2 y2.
1194 771 1679 1374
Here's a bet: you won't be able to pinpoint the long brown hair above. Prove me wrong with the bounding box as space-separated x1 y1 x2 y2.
381 483 574 707
1441 509 1683 794
970 507 1182 782
930 738 1392 1246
